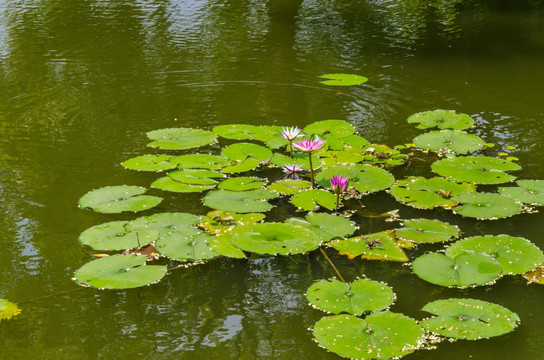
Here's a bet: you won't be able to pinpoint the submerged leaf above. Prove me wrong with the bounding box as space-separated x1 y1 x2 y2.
0 299 21 321
306 278 394 315
73 254 167 289
420 298 520 340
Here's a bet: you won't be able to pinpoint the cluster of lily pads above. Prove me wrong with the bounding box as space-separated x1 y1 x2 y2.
4 101 544 358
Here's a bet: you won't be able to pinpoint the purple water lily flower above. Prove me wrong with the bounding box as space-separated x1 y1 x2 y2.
277 126 304 159
293 136 326 188
282 163 309 179
330 175 349 210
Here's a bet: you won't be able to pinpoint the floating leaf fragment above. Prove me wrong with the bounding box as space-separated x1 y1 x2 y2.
0 299 21 321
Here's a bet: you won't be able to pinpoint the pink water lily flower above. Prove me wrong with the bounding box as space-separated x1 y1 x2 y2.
293 136 326 153
330 175 349 195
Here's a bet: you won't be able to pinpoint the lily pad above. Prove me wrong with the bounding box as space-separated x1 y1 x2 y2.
342 135 370 149
121 154 176 172
291 189 338 211
319 73 368 86
146 127 216 150
268 179 312 195
203 189 278 213
445 235 544 275
78 185 162 214
316 150 365 166
221 143 272 162
208 234 246 258
395 219 459 244
155 228 218 261
413 130 484 154
218 177 265 191
79 221 157 251
126 212 202 232
412 252 502 288
432 156 521 184
304 119 355 138
407 110 475 130
212 124 279 142
170 154 230 170
168 169 225 185
451 193 522 219
0 299 21 321
305 212 356 242
499 180 544 205
220 157 262 174
313 312 424 360
351 165 395 194
330 231 408 262
198 210 265 235
73 254 167 289
152 176 216 193
231 222 321 255
420 298 520 340
306 278 394 315
315 164 364 187
390 177 476 209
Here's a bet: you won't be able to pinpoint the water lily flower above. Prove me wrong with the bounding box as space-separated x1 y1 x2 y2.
277 126 303 159
293 136 326 188
282 163 309 179
330 175 349 210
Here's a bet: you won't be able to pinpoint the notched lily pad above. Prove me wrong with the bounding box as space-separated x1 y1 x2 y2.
351 165 395 194
152 176 216 193
0 299 21 321
395 219 459 245
291 189 338 211
121 154 176 172
445 235 544 275
330 231 408 262
451 193 522 219
221 143 272 162
304 119 355 138
268 179 312 195
146 127 216 150
73 254 167 289
78 185 162 213
390 177 476 209
412 252 502 288
231 222 321 255
499 180 544 205
79 221 157 251
432 156 521 185
413 130 484 154
319 73 368 86
306 278 394 315
212 124 279 142
420 298 520 340
208 234 246 258
313 312 424 360
203 189 278 213
170 154 230 170
407 110 475 130
218 177 265 191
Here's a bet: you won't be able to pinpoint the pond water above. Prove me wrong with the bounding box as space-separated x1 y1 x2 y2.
1 1 544 359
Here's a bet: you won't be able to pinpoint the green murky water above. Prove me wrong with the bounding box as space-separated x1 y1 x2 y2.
1 1 544 359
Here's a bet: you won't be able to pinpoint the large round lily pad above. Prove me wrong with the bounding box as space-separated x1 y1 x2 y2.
445 235 544 275
217 177 265 191
78 185 162 214
203 189 278 213
395 219 459 244
79 221 158 251
170 154 230 170
304 119 355 138
351 165 395 194
231 222 321 255
499 180 544 205
73 254 167 289
451 193 522 219
306 278 394 315
407 110 475 130
319 73 368 86
304 212 356 242
313 312 424 360
412 252 502 288
0 299 21 321
221 142 272 162
291 189 338 211
267 179 312 195
155 228 218 261
121 154 176 172
420 298 520 340
146 127 217 150
330 231 408 262
432 156 521 184
390 177 476 209
413 130 484 154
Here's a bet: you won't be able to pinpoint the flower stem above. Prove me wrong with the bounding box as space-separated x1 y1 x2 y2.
289 141 294 159
335 193 340 210
319 247 345 282
308 153 315 188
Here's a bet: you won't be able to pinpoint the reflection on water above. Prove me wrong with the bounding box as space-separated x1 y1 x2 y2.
0 1 544 359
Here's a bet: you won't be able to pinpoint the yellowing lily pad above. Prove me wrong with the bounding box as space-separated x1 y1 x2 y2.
0 299 21 321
